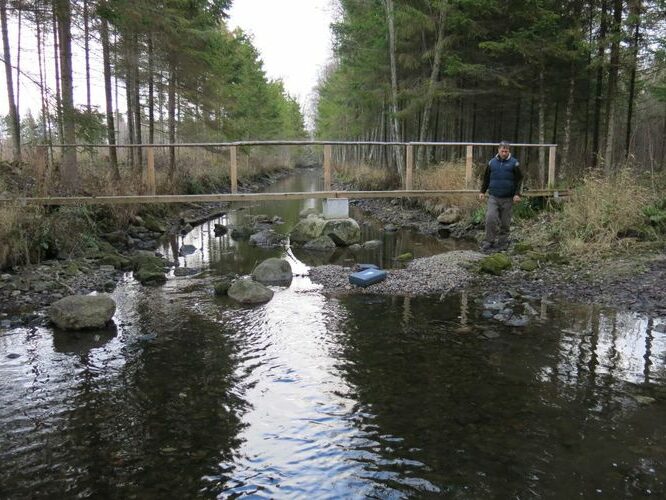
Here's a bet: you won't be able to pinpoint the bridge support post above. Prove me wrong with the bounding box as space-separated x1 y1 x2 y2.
548 146 556 189
465 145 473 188
145 146 156 195
405 144 414 190
323 144 332 191
230 145 238 193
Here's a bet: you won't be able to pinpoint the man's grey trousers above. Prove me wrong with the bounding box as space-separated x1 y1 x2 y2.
484 195 513 244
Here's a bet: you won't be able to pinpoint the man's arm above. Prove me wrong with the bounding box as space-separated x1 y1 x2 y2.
480 163 490 194
513 164 523 196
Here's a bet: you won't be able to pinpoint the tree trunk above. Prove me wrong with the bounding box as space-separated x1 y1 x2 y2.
625 0 641 158
538 69 546 187
591 0 608 169
417 2 448 168
100 14 119 181
133 34 142 167
125 37 135 167
83 0 91 111
168 62 176 181
15 6 20 133
52 8 63 143
0 0 21 161
383 0 404 177
54 0 78 191
36 16 48 144
603 0 622 172
562 64 576 169
148 33 155 143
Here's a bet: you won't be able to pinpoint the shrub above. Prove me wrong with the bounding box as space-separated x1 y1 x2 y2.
554 169 652 257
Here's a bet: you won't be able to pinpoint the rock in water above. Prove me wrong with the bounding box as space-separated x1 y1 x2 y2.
252 258 293 286
227 279 274 304
49 294 116 330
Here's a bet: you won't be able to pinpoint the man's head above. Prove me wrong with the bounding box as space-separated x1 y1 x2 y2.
498 141 511 160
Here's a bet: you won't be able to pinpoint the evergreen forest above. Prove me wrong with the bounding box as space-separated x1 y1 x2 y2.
315 0 666 182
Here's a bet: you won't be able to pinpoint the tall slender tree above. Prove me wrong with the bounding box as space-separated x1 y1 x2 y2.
0 0 21 161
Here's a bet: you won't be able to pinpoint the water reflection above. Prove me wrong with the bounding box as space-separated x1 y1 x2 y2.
0 168 665 497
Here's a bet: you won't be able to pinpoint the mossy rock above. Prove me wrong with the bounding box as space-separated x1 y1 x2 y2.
133 267 167 286
396 252 413 262
519 259 539 271
131 253 166 272
142 214 167 233
214 275 236 296
479 253 512 275
545 252 569 265
513 242 533 254
99 253 132 270
525 250 548 262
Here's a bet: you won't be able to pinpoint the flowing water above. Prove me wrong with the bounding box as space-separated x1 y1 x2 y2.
1 169 665 498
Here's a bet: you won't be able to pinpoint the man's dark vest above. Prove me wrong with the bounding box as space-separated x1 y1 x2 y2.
488 155 519 198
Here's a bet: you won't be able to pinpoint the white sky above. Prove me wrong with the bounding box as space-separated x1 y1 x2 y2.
0 1 336 130
228 0 336 127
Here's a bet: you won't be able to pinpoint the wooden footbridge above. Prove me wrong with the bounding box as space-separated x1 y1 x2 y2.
1 141 566 206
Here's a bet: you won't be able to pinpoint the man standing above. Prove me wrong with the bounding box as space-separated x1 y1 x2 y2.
478 141 523 252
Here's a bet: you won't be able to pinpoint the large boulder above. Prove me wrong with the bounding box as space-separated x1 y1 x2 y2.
49 294 116 330
437 207 462 225
252 258 293 286
228 279 274 304
290 216 361 247
304 235 337 252
323 219 361 246
290 215 328 243
249 229 287 248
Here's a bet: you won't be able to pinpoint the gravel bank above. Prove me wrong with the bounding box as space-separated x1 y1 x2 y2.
309 250 484 296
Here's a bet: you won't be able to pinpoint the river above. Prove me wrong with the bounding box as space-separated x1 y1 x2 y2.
1 168 665 498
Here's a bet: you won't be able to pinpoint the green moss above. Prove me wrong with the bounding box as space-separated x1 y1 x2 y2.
396 252 413 262
479 253 512 275
519 259 538 271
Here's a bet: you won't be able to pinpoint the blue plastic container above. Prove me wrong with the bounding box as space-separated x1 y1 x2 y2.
349 268 387 287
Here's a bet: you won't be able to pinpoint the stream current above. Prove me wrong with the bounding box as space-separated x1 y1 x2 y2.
1 169 665 498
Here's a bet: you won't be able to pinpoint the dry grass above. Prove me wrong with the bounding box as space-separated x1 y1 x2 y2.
540 169 653 258
334 163 399 191
414 160 479 216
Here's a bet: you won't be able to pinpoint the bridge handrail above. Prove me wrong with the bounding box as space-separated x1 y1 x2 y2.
24 140 559 199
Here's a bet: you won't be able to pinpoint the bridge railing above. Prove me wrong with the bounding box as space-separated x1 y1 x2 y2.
14 141 559 205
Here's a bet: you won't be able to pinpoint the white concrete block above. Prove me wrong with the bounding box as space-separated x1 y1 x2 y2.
323 198 349 219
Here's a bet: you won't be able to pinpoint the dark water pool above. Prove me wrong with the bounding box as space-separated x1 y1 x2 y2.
1 169 665 498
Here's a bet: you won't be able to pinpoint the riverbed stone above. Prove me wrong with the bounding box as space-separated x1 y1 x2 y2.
363 240 382 250
252 258 293 286
99 253 132 270
479 253 512 275
179 244 197 256
142 214 167 233
48 294 116 330
214 275 236 296
437 207 462 224
228 278 274 304
290 216 328 243
214 223 228 236
299 207 319 218
249 229 287 248
322 219 361 246
304 236 337 252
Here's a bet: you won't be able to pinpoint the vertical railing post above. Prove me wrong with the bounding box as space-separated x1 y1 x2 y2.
35 146 47 196
548 145 556 189
405 143 414 191
465 144 473 188
323 144 332 191
230 145 238 194
145 146 156 195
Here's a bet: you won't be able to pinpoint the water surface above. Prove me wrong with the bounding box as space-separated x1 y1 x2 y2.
1 169 664 498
